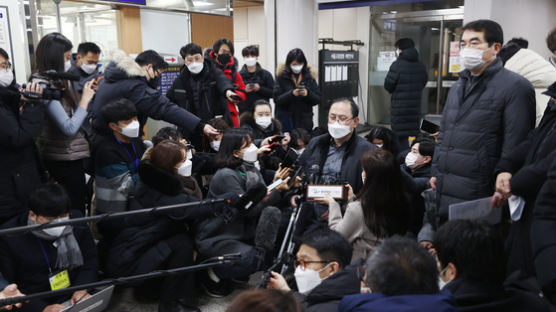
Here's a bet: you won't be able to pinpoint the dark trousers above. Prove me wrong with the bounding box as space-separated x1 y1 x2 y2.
135 233 196 303
45 159 87 214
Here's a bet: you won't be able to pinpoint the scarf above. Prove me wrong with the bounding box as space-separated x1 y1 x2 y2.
28 216 84 270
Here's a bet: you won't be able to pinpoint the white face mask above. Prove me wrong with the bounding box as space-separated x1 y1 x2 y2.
328 122 352 139
405 152 419 169
43 217 69 237
375 144 383 149
244 57 257 67
438 267 450 290
64 60 72 72
177 159 192 177
294 148 305 155
459 47 489 71
242 143 259 163
0 69 13 87
361 286 372 294
294 264 329 295
255 116 272 129
80 63 97 75
187 61 204 74
361 171 366 184
210 140 221 151
120 120 140 138
291 64 304 74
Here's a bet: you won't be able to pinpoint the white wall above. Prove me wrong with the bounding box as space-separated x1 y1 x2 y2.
233 6 267 70
464 0 556 59
140 9 190 57
317 7 371 123
0 0 30 83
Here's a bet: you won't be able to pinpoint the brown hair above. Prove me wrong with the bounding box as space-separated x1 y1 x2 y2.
226 289 302 312
149 139 185 175
547 27 556 53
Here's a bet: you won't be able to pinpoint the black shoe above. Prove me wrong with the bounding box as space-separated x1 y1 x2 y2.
158 300 200 312
201 268 233 298
231 275 249 284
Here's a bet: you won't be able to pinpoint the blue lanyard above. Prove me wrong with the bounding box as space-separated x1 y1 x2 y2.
114 136 139 171
37 238 53 274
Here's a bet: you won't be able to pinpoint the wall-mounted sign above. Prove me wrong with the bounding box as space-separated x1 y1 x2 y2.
0 7 13 63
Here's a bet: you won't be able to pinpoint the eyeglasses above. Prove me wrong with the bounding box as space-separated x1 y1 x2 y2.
459 39 488 49
328 114 353 124
293 259 330 270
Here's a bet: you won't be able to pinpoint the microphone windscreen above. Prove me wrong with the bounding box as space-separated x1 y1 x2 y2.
255 206 282 252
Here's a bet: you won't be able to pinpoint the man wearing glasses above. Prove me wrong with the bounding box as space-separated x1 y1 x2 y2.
295 98 374 234
421 20 535 252
267 228 360 312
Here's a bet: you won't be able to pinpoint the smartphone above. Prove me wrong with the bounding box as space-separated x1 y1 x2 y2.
230 94 242 102
267 178 283 192
281 148 299 168
271 135 285 143
296 84 306 90
287 165 304 188
420 119 440 134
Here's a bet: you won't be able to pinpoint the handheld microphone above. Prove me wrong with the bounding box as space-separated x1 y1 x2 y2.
309 164 320 185
234 183 267 211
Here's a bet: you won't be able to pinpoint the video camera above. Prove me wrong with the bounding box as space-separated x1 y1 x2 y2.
24 70 80 101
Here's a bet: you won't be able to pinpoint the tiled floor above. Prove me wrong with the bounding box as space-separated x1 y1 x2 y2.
106 273 262 312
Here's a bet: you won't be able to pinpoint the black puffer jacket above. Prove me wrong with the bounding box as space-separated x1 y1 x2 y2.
532 156 556 304
295 269 361 312
384 48 428 138
432 58 535 222
0 83 45 221
274 64 320 132
90 50 202 139
239 63 274 114
166 59 234 129
105 161 233 277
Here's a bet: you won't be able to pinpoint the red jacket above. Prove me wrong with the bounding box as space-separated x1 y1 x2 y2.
209 50 246 127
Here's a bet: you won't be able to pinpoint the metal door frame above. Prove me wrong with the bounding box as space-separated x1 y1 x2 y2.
368 8 464 119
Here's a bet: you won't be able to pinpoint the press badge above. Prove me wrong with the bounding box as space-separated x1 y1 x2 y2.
49 269 70 291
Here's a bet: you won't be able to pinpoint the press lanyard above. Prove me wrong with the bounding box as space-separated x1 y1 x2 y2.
114 136 139 171
37 238 53 275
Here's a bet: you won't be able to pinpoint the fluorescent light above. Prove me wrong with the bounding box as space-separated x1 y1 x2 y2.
192 1 214 7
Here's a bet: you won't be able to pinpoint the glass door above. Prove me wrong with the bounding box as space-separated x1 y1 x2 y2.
367 8 463 126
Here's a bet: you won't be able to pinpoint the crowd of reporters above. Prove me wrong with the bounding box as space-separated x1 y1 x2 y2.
0 18 555 312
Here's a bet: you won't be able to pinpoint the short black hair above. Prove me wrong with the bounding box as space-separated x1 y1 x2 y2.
77 42 101 55
215 128 253 170
507 37 528 49
135 50 168 71
435 220 506 285
498 42 522 64
213 38 235 55
285 48 308 70
395 38 415 50
242 45 259 57
411 135 435 157
289 128 311 150
366 236 438 296
180 43 202 59
546 27 556 53
101 98 138 124
252 99 272 114
365 126 398 155
29 184 71 217
0 47 9 61
462 19 504 46
301 228 352 268
331 97 358 118
152 127 183 146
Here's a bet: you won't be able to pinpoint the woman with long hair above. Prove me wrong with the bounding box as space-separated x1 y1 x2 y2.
33 32 97 213
319 148 410 262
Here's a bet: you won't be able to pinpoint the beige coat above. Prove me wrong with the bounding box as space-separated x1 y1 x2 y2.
328 199 380 263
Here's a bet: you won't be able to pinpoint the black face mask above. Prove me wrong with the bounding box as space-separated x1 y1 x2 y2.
147 76 159 89
217 54 232 65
